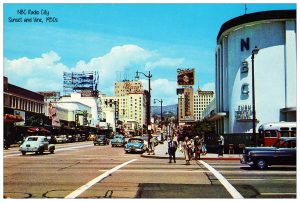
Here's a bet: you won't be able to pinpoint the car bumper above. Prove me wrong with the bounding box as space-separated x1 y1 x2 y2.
112 143 124 146
19 147 38 152
125 148 143 152
240 156 254 165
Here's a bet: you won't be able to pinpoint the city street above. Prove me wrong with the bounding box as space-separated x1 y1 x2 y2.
3 142 296 199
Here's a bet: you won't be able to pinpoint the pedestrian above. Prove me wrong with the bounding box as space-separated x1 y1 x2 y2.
168 135 178 163
218 134 224 157
150 136 155 155
201 135 207 155
193 136 202 160
182 136 193 165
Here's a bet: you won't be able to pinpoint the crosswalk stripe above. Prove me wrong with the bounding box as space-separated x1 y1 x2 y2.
199 160 244 199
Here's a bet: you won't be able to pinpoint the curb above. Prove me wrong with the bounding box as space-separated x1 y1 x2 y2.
141 154 241 161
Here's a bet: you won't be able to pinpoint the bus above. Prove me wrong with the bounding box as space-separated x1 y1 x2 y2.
258 122 296 146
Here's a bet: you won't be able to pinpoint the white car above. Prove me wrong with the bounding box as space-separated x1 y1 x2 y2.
55 135 67 143
19 136 55 155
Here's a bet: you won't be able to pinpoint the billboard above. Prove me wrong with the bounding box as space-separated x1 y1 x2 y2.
177 68 195 86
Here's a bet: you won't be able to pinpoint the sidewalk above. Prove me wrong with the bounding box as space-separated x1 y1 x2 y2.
141 140 241 160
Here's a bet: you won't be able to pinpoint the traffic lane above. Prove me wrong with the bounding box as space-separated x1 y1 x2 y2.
78 158 232 198
3 141 95 157
201 160 296 198
3 144 138 198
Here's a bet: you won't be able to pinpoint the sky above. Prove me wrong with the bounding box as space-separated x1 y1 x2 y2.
3 3 296 106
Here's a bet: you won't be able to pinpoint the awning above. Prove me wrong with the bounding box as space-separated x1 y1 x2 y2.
27 127 51 134
4 114 24 123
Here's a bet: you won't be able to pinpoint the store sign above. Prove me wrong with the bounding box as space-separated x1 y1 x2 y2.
241 37 250 52
177 68 195 86
235 105 252 121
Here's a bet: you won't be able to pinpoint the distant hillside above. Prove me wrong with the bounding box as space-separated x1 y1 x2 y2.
151 104 177 116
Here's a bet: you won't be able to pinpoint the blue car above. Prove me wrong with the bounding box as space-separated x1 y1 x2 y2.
124 138 147 153
111 134 125 147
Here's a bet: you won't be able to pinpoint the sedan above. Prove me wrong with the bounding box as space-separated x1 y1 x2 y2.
124 138 147 153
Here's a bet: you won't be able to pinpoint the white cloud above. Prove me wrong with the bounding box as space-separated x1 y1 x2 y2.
4 44 184 105
141 78 178 105
4 51 68 91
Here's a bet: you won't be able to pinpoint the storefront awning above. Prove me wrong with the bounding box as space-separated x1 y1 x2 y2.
27 127 51 134
4 114 24 123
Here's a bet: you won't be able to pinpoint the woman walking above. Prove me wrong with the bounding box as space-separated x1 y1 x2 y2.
182 136 193 165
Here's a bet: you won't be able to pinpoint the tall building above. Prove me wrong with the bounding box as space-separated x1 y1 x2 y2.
115 81 143 96
178 87 194 123
193 88 214 121
214 10 296 134
102 80 147 128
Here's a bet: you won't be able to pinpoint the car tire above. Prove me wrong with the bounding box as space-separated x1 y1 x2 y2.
38 148 44 155
256 159 267 170
49 148 54 154
21 151 26 155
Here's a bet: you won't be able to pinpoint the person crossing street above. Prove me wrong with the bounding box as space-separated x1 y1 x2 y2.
168 135 178 163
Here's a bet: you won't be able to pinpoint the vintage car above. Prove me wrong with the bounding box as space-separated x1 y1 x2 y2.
124 138 147 153
19 136 55 155
241 137 296 169
111 134 126 147
94 135 110 146
55 135 67 143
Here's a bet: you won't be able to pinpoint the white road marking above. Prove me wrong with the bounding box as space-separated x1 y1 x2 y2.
228 178 296 181
98 169 208 173
64 159 137 199
199 160 244 199
260 193 296 195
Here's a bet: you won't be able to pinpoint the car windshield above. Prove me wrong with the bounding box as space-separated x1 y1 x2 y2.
27 137 38 141
97 135 106 139
115 135 124 139
129 139 143 143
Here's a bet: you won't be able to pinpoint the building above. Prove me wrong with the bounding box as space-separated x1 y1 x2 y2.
214 10 296 134
3 77 45 144
115 80 143 97
193 88 214 121
57 93 102 127
102 80 147 131
177 87 194 123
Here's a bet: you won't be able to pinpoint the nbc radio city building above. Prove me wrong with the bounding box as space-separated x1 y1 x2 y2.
211 10 296 134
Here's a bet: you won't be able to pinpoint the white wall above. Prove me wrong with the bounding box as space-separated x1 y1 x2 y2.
218 20 296 133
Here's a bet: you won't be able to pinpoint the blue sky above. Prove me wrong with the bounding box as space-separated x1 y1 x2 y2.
3 3 296 105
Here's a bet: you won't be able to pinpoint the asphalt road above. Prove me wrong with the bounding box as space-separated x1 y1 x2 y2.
3 141 296 198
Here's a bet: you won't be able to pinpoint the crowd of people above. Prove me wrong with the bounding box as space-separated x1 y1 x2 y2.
167 134 209 165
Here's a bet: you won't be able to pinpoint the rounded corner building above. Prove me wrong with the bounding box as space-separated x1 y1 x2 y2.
214 10 296 134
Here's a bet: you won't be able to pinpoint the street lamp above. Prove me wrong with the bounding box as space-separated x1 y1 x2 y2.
135 70 152 150
251 46 259 146
154 99 163 128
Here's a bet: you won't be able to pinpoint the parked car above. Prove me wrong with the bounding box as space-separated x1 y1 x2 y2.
66 135 75 143
94 135 110 146
241 137 296 169
124 138 147 153
55 135 67 143
19 136 55 155
111 134 126 147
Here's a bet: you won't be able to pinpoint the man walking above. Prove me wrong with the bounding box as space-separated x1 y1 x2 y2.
168 135 178 163
218 134 224 157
